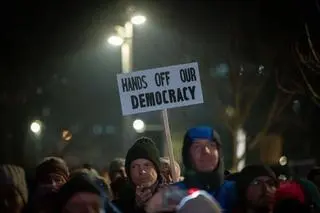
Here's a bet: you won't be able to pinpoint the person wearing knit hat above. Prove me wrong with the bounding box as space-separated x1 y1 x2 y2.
172 126 237 213
114 137 163 213
28 157 69 213
274 178 320 213
55 173 120 213
36 156 69 188
0 164 28 213
235 164 278 213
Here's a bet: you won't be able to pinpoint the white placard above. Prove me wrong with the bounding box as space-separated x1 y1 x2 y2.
117 62 204 115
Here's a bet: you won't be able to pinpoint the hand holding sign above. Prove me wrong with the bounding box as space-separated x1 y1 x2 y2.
117 62 204 184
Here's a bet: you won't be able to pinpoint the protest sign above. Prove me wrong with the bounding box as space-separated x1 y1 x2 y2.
117 62 203 116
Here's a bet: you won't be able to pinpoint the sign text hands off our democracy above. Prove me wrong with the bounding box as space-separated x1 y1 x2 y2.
117 62 204 116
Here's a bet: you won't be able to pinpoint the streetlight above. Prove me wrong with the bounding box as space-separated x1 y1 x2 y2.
108 35 124 46
30 120 43 135
133 119 146 133
107 14 146 73
131 15 146 25
107 13 146 150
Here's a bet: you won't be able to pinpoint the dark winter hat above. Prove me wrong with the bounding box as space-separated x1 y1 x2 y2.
36 157 69 183
182 126 221 170
125 137 161 181
55 173 103 212
237 164 278 198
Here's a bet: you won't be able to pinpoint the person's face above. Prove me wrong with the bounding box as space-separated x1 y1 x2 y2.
62 192 103 213
190 139 219 172
246 176 277 209
130 159 158 187
112 166 127 182
38 173 67 190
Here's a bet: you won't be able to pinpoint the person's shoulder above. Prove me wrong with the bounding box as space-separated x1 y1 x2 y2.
222 180 236 189
220 180 238 203
171 180 187 189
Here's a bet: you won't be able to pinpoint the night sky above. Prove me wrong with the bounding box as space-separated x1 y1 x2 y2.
2 0 320 168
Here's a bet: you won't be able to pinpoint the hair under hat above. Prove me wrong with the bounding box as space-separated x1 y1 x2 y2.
0 164 28 204
36 157 69 183
125 137 161 182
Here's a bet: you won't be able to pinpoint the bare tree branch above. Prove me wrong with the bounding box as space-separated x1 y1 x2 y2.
305 23 320 63
248 92 292 150
298 63 320 100
276 68 297 94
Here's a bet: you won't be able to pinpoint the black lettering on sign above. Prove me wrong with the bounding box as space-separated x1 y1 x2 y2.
182 87 189 101
155 92 162 104
139 94 146 108
164 71 170 86
122 75 148 92
162 90 169 104
121 78 129 92
154 73 162 87
130 86 197 109
176 88 184 102
188 86 196 99
179 67 197 83
154 71 171 87
131 96 139 109
145 93 156 106
168 89 177 103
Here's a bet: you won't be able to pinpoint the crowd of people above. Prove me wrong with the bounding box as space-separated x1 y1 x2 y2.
1 125 320 213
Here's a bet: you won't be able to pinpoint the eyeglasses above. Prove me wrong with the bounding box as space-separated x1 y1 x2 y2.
250 179 277 188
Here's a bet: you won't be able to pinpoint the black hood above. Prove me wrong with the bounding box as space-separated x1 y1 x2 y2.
182 126 224 191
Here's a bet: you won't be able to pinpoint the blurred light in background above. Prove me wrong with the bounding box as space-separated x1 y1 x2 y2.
130 15 146 25
225 106 235 117
133 119 145 133
62 129 72 141
30 120 43 135
108 36 124 46
236 128 246 171
237 159 245 172
279 156 288 166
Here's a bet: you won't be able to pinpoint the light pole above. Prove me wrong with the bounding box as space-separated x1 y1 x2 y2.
108 14 146 152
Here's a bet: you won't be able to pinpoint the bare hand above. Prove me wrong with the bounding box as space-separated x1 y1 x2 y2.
145 187 177 213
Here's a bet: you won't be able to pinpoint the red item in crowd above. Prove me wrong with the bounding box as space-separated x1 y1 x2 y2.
275 181 305 204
